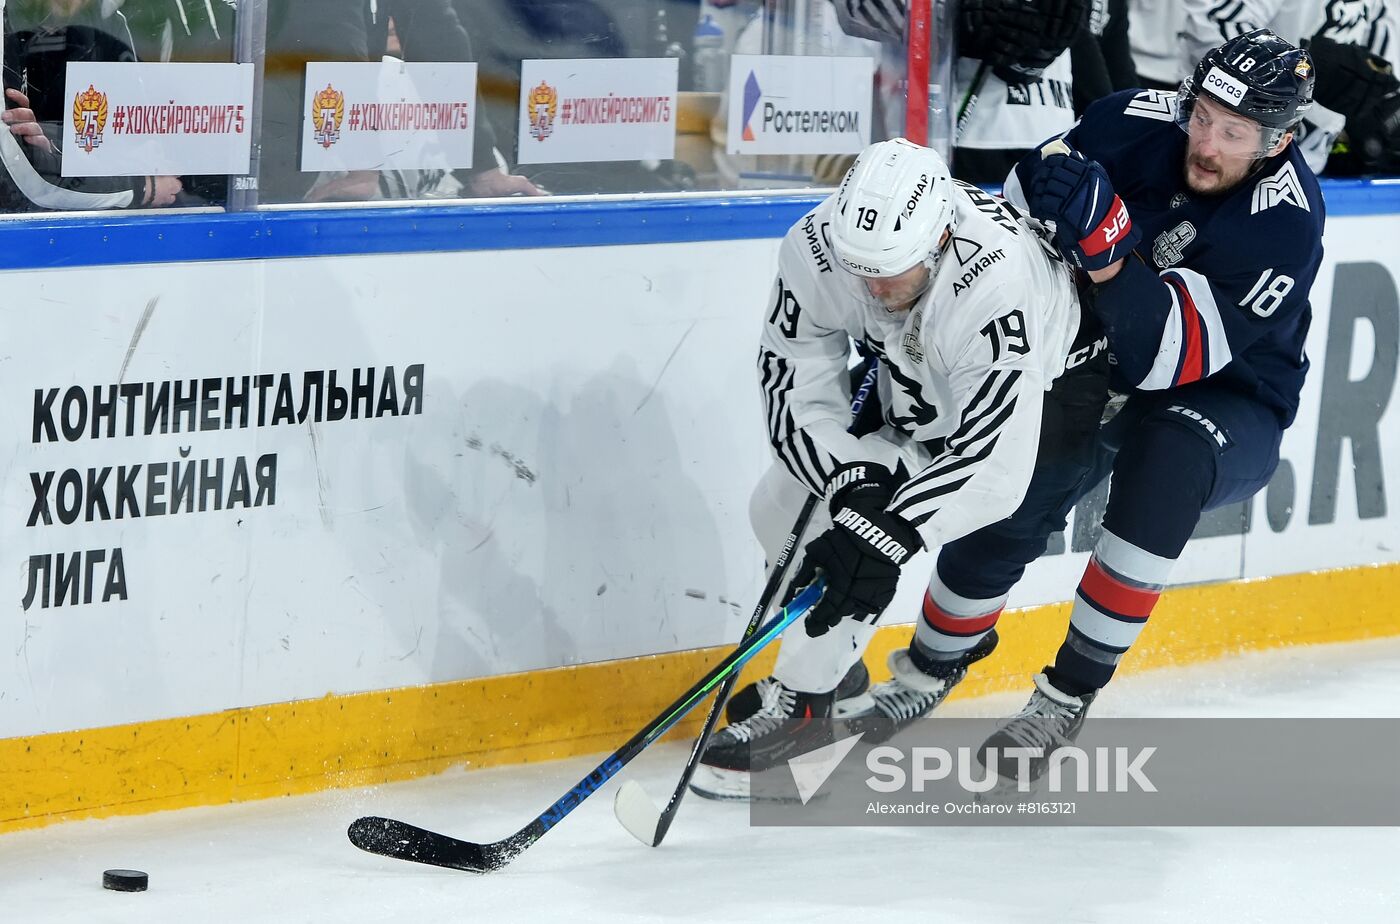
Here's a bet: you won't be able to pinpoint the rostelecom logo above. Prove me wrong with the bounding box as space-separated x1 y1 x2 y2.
741 71 762 141
311 83 345 149
71 84 108 153
527 80 558 141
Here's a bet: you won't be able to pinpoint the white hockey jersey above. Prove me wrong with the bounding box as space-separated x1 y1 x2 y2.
758 182 1082 550
955 51 1078 151
828 0 1089 153
1129 0 1323 84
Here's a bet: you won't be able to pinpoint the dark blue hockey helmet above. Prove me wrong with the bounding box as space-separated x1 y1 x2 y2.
1177 29 1315 154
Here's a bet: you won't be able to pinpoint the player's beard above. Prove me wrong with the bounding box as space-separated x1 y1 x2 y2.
864 262 933 314
1183 150 1252 196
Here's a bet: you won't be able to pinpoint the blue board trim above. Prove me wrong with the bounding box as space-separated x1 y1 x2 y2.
0 195 824 271
1310 177 1400 216
0 177 1395 271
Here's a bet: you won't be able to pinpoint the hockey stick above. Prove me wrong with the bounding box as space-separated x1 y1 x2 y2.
346 577 826 874
614 358 880 846
611 498 815 844
954 60 991 144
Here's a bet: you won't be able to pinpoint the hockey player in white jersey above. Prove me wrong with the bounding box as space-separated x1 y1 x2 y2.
691 138 1109 799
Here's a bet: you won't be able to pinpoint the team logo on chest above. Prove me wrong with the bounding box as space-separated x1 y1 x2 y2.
902 307 926 364
1153 221 1197 268
884 359 939 430
1323 1 1370 45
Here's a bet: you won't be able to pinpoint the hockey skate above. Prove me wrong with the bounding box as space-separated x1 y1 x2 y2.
976 671 1096 802
690 681 834 801
840 629 1000 744
724 659 871 726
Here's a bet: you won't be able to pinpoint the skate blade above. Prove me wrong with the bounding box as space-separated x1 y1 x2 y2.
689 764 751 801
833 692 875 719
688 764 824 804
838 713 900 745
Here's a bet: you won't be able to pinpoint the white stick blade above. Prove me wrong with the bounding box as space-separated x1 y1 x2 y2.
613 780 662 847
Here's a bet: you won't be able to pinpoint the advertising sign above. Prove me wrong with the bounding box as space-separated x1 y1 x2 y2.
61 62 253 177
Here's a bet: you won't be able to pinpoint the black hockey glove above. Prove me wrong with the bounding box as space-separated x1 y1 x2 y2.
1344 89 1400 174
1028 139 1139 271
830 0 907 43
788 462 923 638
1308 36 1399 120
959 0 1091 85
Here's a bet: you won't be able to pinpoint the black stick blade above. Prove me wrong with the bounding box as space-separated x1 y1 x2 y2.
347 816 517 873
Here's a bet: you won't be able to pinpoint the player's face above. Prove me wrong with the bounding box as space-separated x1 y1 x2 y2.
855 228 950 313
862 263 931 313
1183 96 1278 194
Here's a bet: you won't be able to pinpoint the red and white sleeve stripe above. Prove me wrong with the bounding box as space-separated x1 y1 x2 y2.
1137 267 1233 390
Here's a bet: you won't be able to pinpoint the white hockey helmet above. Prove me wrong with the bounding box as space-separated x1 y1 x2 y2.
828 138 957 282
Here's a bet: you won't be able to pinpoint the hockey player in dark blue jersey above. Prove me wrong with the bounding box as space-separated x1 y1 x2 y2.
1005 30 1324 424
830 28 1327 785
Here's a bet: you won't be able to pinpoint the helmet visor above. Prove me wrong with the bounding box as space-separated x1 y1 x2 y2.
1177 85 1288 159
839 256 936 314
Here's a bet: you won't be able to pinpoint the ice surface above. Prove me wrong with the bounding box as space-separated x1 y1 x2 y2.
5 638 1400 923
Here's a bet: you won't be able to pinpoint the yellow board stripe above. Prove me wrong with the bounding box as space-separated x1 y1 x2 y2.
3 562 1399 834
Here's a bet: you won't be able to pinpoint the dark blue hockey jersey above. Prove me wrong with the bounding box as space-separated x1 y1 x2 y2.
1009 88 1326 427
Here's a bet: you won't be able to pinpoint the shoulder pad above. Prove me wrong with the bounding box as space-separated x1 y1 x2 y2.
1123 88 1178 122
945 232 1015 301
1249 160 1314 216
797 209 837 275
783 201 839 276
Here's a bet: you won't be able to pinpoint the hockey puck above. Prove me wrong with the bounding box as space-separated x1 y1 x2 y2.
102 869 148 892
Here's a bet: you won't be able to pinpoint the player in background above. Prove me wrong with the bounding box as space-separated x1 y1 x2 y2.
833 0 1105 183
691 137 1110 799
1127 0 1400 174
900 28 1322 783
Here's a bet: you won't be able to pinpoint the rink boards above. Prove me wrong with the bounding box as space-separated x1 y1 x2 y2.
1 185 1398 832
